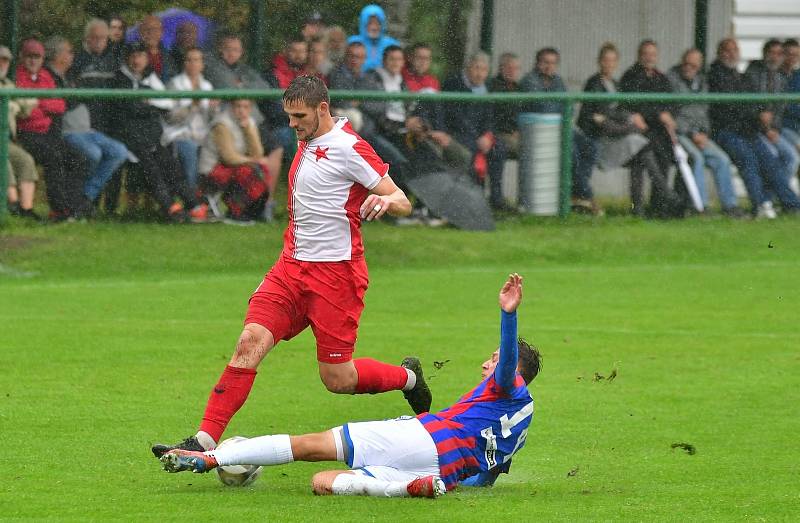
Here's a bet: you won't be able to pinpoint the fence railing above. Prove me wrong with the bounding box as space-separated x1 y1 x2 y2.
2 88 799 223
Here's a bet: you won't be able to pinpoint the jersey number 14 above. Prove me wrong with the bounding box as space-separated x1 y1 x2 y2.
481 401 533 468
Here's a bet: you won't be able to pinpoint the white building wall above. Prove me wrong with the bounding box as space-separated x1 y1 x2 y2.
468 0 735 88
733 0 800 65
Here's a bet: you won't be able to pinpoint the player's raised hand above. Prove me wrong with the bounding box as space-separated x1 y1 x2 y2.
499 273 523 313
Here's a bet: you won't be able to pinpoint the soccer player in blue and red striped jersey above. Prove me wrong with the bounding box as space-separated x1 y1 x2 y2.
160 273 541 498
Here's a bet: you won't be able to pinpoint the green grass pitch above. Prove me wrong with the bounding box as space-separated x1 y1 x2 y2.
1 215 798 520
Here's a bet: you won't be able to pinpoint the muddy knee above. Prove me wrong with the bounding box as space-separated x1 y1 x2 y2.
230 324 274 368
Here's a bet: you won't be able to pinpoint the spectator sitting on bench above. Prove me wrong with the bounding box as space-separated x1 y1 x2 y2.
745 39 800 180
489 52 523 158
198 99 270 224
442 52 510 211
709 38 800 218
164 47 218 195
667 48 743 217
619 40 686 218
109 42 207 222
1 45 40 220
579 42 682 219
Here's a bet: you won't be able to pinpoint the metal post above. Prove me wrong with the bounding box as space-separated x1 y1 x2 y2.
248 0 266 71
0 96 9 224
559 100 573 218
480 0 494 54
694 0 708 56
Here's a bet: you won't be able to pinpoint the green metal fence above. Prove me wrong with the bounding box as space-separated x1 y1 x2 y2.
2 88 800 224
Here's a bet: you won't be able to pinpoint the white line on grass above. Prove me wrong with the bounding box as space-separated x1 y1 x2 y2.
1 314 796 340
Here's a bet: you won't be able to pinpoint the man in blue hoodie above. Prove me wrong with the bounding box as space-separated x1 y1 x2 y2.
347 4 400 73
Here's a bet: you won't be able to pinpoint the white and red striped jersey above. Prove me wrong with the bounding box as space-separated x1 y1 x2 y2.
282 118 389 261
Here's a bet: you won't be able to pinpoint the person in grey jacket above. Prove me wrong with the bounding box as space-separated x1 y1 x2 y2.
667 49 743 216
521 47 599 215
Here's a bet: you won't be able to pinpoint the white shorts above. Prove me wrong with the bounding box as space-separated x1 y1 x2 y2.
342 416 439 482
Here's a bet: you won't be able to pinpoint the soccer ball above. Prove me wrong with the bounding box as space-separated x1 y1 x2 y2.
215 436 263 487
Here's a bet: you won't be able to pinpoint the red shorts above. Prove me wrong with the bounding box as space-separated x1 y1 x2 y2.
245 255 369 364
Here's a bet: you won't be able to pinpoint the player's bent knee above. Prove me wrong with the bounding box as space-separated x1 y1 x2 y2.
320 374 357 394
231 324 274 368
322 379 349 394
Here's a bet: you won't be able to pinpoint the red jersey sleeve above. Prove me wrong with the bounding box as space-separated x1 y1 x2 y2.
347 138 389 190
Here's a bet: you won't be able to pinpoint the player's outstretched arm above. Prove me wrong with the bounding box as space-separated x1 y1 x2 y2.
496 273 523 390
361 176 412 221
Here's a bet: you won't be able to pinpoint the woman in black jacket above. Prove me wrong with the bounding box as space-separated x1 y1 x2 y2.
578 42 683 217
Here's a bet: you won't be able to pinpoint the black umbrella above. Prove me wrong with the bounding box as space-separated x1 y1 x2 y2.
406 171 495 231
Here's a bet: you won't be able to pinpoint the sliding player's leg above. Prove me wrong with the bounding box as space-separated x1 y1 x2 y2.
152 257 308 457
161 430 335 473
161 419 445 498
313 469 445 498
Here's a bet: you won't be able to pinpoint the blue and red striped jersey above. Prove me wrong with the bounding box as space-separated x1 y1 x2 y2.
417 371 534 491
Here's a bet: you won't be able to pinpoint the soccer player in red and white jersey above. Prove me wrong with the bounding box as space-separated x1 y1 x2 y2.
160 274 541 499
152 75 429 458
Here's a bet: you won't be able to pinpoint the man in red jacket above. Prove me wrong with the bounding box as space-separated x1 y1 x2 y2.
15 38 74 221
270 35 309 89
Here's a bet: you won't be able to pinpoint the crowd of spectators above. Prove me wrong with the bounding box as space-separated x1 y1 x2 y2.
3 3 800 224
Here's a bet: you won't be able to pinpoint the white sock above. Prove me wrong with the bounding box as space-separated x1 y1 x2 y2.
194 431 217 451
331 474 409 497
208 435 294 467
331 427 345 462
402 368 416 392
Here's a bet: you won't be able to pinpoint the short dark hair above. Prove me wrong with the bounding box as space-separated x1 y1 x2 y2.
681 47 703 63
763 38 782 55
287 33 307 47
408 42 431 55
597 42 618 62
536 47 559 63
283 74 329 107
347 41 365 51
517 338 541 384
784 38 799 49
638 39 657 55
382 44 403 62
215 30 242 49
123 41 148 59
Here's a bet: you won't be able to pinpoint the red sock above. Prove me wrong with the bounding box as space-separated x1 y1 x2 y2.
199 365 257 443
353 358 409 394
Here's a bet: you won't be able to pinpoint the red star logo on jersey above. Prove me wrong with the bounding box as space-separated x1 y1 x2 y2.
314 146 329 162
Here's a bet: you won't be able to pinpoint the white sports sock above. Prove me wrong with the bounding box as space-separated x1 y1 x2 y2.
331 474 408 497
208 435 294 467
194 431 217 451
402 368 416 392
331 427 345 462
